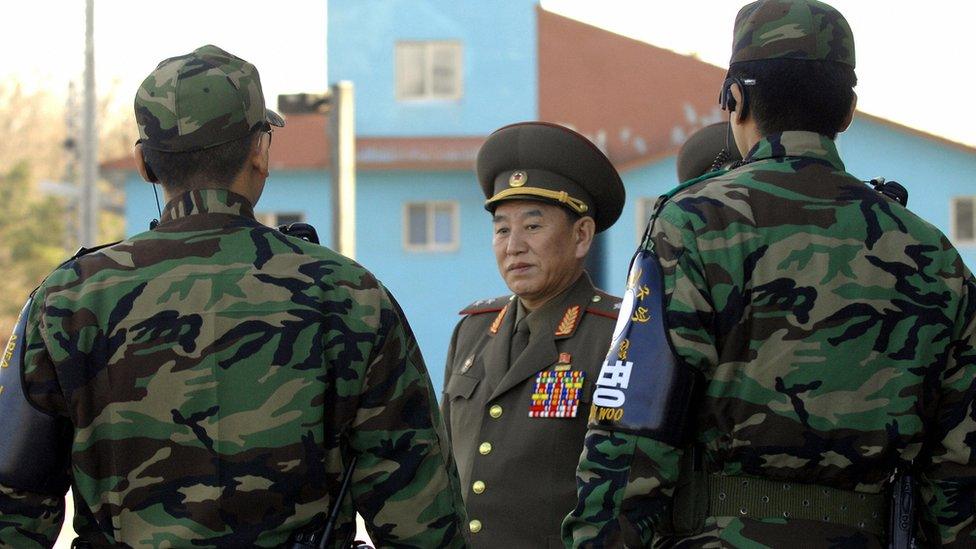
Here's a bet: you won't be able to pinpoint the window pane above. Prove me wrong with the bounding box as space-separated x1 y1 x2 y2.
431 45 459 96
407 204 428 245
276 213 304 226
396 44 427 98
956 199 974 240
433 204 455 244
255 212 276 227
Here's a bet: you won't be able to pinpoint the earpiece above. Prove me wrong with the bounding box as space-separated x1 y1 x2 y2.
719 77 754 120
143 156 159 183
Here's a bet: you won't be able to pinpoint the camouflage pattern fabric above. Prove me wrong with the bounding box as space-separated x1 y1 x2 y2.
730 0 855 67
0 189 468 547
135 45 284 152
563 131 976 547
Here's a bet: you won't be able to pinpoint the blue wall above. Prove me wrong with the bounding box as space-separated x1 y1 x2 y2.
124 172 334 245
355 170 508 390
603 158 679 292
840 116 976 269
328 0 538 136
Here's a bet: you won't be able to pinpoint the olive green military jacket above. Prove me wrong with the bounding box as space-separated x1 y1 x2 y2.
442 272 620 548
0 189 468 548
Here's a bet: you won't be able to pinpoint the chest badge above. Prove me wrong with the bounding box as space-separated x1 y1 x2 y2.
529 369 585 418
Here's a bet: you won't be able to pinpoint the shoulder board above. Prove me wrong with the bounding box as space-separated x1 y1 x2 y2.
459 295 514 315
585 290 622 320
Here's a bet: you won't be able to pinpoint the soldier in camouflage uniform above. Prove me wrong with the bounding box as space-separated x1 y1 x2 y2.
564 1 975 547
0 45 468 547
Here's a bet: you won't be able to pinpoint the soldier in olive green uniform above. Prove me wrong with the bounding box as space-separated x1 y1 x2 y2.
442 122 625 548
565 1 976 547
0 45 467 548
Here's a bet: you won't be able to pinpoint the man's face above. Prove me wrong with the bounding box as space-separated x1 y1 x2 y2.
492 200 589 310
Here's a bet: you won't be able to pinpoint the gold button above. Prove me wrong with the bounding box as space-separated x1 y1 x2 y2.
489 405 503 418
469 519 482 533
472 480 486 494
591 295 602 302
479 442 493 455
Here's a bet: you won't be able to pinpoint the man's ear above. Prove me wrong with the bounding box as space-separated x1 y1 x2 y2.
729 83 746 125
574 216 596 260
839 90 858 133
251 132 270 178
133 143 158 183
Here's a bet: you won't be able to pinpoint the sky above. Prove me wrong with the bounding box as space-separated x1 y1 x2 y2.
1 0 974 148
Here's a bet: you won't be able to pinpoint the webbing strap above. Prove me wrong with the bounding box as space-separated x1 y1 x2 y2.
707 475 886 536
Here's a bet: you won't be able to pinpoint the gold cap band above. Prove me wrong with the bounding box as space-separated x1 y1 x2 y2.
485 186 589 215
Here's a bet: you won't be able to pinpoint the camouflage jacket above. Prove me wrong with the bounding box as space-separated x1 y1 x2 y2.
563 132 976 547
0 189 468 548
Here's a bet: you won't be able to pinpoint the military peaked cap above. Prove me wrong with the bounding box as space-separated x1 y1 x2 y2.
477 121 625 233
676 122 742 182
731 0 855 67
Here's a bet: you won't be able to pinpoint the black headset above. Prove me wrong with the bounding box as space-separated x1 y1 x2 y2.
136 139 163 228
719 77 756 119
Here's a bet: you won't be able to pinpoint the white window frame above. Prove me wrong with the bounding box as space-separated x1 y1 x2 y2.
256 211 306 228
635 197 657 243
403 201 460 252
395 41 463 101
951 196 976 244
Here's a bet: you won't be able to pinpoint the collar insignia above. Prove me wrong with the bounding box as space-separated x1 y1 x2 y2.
555 305 580 336
489 304 510 335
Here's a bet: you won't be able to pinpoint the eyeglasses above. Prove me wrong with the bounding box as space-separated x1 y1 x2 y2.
263 127 273 148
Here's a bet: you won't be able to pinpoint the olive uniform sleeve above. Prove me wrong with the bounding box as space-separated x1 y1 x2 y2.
917 273 976 546
0 290 70 548
347 286 469 547
563 204 717 547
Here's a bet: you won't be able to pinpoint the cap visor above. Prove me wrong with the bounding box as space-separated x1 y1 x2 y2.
266 109 285 127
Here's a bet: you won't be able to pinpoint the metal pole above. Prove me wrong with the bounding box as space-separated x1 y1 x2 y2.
329 81 356 259
80 0 99 247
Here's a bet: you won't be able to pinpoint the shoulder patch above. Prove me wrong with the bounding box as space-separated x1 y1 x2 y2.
459 295 514 316
585 290 622 320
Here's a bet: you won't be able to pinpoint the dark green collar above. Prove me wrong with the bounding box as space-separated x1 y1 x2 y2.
744 131 845 171
160 189 256 223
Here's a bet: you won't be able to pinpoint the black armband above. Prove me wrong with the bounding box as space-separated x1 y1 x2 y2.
587 248 703 447
0 298 71 494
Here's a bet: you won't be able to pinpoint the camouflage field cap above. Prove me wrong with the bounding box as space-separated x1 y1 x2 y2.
477 121 624 233
135 45 285 152
730 0 855 67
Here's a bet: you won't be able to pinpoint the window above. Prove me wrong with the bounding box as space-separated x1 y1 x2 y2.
404 201 459 252
635 197 658 243
396 41 463 101
952 197 976 243
256 211 305 228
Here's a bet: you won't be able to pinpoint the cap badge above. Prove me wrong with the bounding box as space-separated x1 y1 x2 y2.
509 171 528 188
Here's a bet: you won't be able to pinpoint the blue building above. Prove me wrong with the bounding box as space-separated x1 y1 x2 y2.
106 2 976 392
